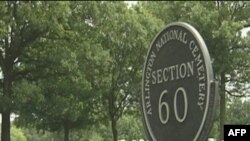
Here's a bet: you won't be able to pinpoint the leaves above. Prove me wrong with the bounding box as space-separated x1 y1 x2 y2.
226 98 250 124
0 1 249 141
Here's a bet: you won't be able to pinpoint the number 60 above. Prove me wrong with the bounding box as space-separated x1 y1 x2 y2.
158 87 188 124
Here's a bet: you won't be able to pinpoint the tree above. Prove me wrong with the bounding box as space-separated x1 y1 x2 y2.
14 57 94 141
0 1 85 141
83 2 163 141
5 2 163 141
0 1 74 141
11 2 107 141
141 1 250 140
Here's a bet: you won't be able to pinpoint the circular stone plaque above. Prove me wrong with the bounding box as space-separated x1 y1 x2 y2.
141 22 216 141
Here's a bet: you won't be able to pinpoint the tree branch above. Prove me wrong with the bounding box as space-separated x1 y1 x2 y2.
230 2 238 21
0 50 4 71
226 90 247 97
216 1 222 26
243 23 250 28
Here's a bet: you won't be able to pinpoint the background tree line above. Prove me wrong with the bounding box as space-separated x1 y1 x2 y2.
0 1 249 141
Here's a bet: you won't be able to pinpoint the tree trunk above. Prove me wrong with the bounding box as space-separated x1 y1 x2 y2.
1 111 11 141
1 71 13 141
64 124 70 141
220 73 226 141
111 118 118 141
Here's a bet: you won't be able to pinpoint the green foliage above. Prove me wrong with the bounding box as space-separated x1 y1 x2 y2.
8 2 99 140
70 127 105 141
226 98 250 124
142 1 250 77
209 120 220 140
0 1 249 141
10 126 27 141
1 125 27 141
21 128 62 141
117 115 146 140
69 114 147 141
69 2 164 140
210 98 250 140
15 39 95 136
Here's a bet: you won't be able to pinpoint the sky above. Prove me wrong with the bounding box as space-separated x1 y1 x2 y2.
242 27 250 37
125 1 138 7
